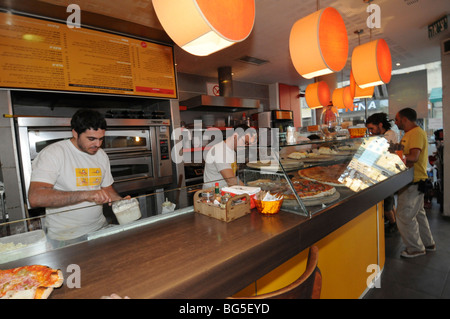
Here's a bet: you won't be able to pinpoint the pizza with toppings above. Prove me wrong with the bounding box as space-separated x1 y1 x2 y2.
0 265 63 299
297 163 348 186
283 178 336 200
248 177 336 201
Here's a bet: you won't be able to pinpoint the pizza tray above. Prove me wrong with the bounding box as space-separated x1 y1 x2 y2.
282 191 340 207
300 157 335 163
334 151 355 156
296 174 345 187
247 159 303 171
292 153 336 162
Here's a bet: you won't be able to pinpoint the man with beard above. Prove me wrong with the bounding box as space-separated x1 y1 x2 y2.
28 109 128 247
366 112 398 233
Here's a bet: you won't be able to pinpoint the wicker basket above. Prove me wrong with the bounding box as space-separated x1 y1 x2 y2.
193 188 251 222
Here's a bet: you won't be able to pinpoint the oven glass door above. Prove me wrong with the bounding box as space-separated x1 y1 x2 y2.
110 155 153 182
28 130 72 160
27 129 151 159
103 130 150 154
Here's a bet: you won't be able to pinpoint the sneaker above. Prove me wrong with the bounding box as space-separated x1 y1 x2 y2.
400 250 426 258
425 244 436 252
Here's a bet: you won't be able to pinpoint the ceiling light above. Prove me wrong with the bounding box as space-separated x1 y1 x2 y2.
332 86 353 110
351 39 392 88
350 70 375 99
289 7 349 79
152 0 255 56
305 81 330 109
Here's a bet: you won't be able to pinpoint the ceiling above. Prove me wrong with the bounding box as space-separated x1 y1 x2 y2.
8 0 450 89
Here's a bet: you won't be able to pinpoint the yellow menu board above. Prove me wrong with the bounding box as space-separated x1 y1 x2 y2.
0 12 177 98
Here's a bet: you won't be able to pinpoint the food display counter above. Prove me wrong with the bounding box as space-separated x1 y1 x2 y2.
0 136 412 299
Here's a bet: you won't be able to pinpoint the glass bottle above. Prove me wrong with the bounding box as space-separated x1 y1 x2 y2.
214 182 222 203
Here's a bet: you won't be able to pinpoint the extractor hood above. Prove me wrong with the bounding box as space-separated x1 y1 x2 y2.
180 66 260 112
180 94 260 112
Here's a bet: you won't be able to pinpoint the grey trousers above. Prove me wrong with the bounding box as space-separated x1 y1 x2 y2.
396 183 435 252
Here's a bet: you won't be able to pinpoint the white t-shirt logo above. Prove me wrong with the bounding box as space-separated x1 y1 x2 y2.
75 167 102 187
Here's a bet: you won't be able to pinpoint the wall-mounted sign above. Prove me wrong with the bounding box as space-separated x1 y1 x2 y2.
428 14 448 39
0 12 177 98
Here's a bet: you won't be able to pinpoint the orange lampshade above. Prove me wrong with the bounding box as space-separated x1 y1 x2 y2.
153 0 255 56
289 7 348 79
332 86 353 110
305 81 330 109
351 39 392 89
350 70 375 99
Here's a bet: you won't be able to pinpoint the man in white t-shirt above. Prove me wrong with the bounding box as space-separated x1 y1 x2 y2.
203 124 257 189
28 109 128 245
365 112 398 144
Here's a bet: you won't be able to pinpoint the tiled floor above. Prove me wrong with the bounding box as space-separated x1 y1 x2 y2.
364 199 450 299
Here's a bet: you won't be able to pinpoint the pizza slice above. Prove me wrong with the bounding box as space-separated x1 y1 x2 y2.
0 265 64 299
298 163 347 186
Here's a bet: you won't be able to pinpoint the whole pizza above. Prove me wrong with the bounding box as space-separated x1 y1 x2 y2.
248 177 336 201
283 177 336 200
297 163 348 186
0 265 64 299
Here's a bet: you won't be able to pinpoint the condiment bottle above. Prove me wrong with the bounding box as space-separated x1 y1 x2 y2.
202 191 212 203
221 192 231 205
214 183 222 204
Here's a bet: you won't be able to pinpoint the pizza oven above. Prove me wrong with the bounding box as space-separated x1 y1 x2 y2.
15 117 174 209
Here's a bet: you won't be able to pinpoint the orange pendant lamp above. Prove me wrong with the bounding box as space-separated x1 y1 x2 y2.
152 0 255 56
351 38 392 89
289 7 348 79
350 70 375 99
305 81 331 109
332 86 353 110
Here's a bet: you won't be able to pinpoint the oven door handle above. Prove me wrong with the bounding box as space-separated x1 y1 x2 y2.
107 151 152 160
114 176 152 183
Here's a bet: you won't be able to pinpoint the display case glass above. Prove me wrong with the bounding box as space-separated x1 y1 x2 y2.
0 135 407 263
241 135 407 217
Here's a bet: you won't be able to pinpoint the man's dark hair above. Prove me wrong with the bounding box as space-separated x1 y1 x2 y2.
366 112 392 130
71 109 107 135
398 107 417 122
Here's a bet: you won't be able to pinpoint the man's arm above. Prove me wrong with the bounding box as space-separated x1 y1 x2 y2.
220 168 243 186
404 148 421 168
28 181 115 208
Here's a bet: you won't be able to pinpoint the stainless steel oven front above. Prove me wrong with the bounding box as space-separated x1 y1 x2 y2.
17 117 173 207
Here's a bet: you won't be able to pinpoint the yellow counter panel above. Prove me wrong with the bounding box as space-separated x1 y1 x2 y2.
236 201 385 299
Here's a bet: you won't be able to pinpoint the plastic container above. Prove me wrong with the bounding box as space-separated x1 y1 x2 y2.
161 198 176 213
255 198 283 215
348 127 367 138
201 190 213 203
112 198 142 225
0 230 47 264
